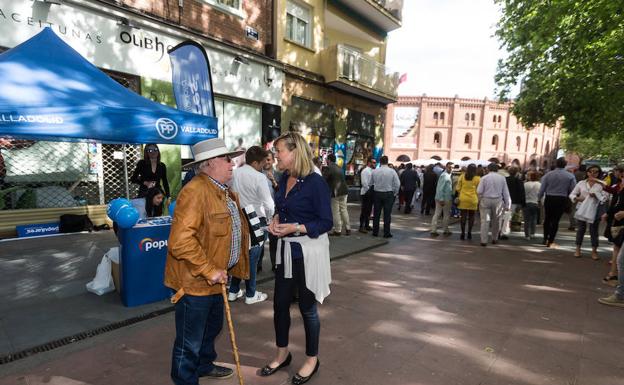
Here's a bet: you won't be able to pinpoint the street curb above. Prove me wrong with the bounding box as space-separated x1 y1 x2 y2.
0 238 388 366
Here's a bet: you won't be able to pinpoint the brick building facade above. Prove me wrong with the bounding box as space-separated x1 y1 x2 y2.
385 95 561 169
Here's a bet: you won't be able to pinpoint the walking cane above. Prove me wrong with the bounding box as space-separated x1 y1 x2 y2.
221 283 244 385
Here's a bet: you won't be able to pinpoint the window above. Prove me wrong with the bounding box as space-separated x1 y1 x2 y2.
492 135 499 148
470 113 476 121
465 113 470 121
433 112 439 120
492 115 497 123
498 115 502 123
286 1 312 48
434 132 441 145
533 138 538 149
516 136 521 151
204 0 243 17
464 133 471 146
440 112 445 123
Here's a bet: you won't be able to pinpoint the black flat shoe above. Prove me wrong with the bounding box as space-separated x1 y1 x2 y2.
260 352 292 376
292 359 320 385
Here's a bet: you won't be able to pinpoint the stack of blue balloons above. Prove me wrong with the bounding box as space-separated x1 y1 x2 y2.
107 198 140 229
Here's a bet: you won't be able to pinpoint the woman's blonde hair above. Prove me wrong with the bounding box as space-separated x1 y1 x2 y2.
275 131 315 177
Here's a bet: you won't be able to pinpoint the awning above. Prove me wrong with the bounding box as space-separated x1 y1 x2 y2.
0 28 217 145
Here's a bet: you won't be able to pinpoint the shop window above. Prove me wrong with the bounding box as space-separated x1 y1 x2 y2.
286 1 312 48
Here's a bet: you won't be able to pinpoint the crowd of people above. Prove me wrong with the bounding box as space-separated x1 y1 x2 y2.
129 136 624 385
357 157 624 309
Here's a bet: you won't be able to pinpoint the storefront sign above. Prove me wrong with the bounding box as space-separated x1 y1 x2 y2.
16 222 59 237
392 106 419 148
0 0 282 106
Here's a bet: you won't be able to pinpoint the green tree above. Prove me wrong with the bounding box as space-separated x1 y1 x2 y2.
562 130 624 163
495 0 624 137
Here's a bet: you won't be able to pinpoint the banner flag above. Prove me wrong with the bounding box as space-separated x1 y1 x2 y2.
168 41 216 118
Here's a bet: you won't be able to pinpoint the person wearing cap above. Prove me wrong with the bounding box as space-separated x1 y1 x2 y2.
165 138 250 384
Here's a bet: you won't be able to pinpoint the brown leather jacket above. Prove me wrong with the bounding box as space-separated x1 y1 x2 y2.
164 174 250 302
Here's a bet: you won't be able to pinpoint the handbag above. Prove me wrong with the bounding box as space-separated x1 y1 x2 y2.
574 197 598 224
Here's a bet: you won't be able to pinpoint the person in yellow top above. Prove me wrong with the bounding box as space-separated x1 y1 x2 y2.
456 164 481 240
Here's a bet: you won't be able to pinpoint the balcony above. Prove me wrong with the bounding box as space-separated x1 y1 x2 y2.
320 44 399 104
331 0 403 32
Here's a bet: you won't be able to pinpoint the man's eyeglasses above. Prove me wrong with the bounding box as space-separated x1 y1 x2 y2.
217 154 233 162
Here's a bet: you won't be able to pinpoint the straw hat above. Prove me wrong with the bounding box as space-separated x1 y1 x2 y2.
184 138 245 169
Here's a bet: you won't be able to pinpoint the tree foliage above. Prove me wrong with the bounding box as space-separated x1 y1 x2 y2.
562 130 624 163
495 0 624 137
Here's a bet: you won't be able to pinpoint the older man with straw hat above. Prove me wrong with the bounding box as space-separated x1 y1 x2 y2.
165 138 250 385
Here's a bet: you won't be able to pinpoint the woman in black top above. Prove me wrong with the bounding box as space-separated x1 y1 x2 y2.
130 144 170 198
145 187 165 217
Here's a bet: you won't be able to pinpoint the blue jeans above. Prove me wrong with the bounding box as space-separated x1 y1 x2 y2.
229 244 262 297
171 294 223 385
616 246 624 299
523 203 539 237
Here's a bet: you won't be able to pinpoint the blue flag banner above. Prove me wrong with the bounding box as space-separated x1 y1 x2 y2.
0 28 217 145
168 41 216 118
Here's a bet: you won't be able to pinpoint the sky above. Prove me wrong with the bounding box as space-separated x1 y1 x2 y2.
386 0 506 99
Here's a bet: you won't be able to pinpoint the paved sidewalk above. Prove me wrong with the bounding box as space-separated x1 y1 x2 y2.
1 206 624 384
0 205 386 359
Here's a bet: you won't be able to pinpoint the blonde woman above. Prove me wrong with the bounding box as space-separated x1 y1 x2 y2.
260 132 333 385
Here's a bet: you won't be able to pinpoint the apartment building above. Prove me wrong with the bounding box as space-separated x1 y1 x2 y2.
273 0 403 184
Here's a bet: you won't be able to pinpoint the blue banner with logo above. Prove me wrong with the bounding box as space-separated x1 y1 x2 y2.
168 41 216 118
0 28 217 145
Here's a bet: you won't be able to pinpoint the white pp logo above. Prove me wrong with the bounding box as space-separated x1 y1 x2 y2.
155 118 178 140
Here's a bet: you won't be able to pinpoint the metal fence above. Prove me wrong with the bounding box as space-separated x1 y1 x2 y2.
0 138 141 210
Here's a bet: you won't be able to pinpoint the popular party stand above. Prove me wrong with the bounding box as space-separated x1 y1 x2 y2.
117 217 172 307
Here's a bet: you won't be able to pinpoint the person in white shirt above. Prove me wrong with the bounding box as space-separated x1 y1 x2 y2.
569 165 607 259
229 146 274 304
523 171 541 239
477 163 511 246
358 157 376 233
371 155 400 238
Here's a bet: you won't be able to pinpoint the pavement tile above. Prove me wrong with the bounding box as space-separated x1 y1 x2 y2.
1 206 624 385
576 357 624 385
489 335 580 385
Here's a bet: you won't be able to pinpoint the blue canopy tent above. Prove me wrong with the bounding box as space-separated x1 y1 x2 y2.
0 28 217 144
0 28 219 203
